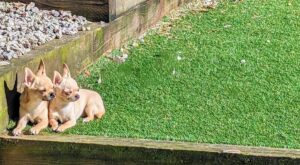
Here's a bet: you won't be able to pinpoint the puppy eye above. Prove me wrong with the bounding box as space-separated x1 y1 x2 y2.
64 91 71 95
40 89 46 92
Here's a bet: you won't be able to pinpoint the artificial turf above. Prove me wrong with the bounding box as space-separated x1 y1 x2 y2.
66 0 300 148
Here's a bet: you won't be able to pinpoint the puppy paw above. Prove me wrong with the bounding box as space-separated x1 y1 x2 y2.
82 118 91 123
51 125 59 132
12 129 22 136
56 126 65 133
29 127 40 135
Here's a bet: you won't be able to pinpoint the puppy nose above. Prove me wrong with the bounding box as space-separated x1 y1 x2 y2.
75 94 80 100
49 92 55 98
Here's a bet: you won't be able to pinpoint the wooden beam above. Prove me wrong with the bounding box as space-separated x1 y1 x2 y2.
0 134 300 164
108 0 117 21
109 0 147 21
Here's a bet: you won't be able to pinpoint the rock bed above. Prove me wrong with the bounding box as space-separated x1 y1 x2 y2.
0 2 90 62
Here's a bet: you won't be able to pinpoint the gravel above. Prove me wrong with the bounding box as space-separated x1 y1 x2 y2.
0 2 89 62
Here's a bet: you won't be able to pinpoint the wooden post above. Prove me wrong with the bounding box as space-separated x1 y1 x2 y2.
109 0 147 21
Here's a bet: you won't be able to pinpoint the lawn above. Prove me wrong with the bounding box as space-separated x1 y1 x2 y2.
67 0 300 148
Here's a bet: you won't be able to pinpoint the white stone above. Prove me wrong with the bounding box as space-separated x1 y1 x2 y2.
0 2 88 61
241 59 246 64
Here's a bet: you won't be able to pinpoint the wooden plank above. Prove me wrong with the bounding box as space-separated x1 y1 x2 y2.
108 0 117 21
3 0 109 22
109 0 147 21
0 134 300 164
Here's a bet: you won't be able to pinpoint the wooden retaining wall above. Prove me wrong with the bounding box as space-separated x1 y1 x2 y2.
109 0 147 20
0 135 300 164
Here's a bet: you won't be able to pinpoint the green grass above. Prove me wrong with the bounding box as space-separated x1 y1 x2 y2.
67 0 300 148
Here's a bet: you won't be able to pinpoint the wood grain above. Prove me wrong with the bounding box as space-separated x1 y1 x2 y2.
109 0 147 21
0 134 300 164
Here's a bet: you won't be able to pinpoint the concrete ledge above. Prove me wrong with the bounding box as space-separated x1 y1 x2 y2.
0 0 194 131
0 135 300 164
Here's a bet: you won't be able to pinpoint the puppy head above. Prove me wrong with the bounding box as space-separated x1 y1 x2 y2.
53 64 80 102
24 60 55 101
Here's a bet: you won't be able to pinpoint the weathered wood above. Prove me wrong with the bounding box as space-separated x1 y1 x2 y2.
0 134 300 164
109 0 147 21
3 0 109 22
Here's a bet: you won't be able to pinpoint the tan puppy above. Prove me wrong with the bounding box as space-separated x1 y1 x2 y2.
49 64 105 132
12 60 55 136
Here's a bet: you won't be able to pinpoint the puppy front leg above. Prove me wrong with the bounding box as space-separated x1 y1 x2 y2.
49 110 59 131
83 105 95 123
49 119 59 131
56 120 76 132
12 116 28 136
30 119 48 135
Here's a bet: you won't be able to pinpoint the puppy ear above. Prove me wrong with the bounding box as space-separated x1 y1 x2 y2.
24 67 36 88
37 59 46 76
53 71 62 86
62 63 71 78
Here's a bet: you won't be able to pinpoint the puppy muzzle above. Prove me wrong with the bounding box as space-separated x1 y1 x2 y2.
43 92 55 101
